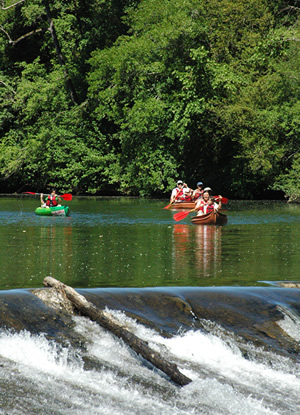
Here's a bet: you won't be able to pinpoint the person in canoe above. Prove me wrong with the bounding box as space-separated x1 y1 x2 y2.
40 189 62 208
192 181 204 201
195 192 222 216
170 180 193 204
203 186 212 195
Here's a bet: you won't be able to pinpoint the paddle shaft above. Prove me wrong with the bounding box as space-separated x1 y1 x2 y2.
173 208 197 222
23 192 72 201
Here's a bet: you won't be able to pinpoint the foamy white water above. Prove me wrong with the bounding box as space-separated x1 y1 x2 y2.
0 311 299 415
277 305 300 342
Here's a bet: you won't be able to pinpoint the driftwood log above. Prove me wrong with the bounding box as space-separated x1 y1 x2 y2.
42 277 192 387
279 282 300 289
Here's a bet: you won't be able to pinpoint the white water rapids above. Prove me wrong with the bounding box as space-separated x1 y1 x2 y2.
0 308 299 415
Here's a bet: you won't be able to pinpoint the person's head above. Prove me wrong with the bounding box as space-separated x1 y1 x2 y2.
203 191 210 201
50 189 56 196
204 187 212 194
207 198 214 205
177 180 183 188
197 181 203 189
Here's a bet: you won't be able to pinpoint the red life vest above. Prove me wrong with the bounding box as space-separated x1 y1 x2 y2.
176 187 192 202
173 187 187 201
46 195 58 207
206 204 215 213
193 189 203 201
175 187 184 199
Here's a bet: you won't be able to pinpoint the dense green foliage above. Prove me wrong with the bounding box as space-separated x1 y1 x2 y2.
0 0 299 200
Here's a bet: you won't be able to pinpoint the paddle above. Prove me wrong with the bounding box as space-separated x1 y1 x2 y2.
163 201 175 209
163 189 182 209
23 192 72 201
173 209 197 222
214 196 228 204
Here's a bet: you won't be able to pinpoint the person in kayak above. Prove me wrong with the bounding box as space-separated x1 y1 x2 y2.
40 190 62 208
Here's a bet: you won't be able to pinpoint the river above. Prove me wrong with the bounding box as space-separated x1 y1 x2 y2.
0 196 299 414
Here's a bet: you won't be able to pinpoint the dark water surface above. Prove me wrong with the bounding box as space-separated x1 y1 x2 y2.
0 197 299 289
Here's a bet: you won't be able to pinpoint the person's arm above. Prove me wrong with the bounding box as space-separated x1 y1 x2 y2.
195 198 203 211
183 183 192 195
40 193 45 205
215 196 222 210
170 189 176 203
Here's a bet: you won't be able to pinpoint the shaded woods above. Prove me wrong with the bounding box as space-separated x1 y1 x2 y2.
0 0 299 200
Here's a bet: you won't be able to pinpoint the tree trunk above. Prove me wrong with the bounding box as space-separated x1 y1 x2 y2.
42 277 192 387
42 0 79 104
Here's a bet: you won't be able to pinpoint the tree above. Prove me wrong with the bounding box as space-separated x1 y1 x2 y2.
0 0 298 198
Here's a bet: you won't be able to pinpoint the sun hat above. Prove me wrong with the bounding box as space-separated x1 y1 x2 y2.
197 182 203 186
204 187 212 191
177 180 183 185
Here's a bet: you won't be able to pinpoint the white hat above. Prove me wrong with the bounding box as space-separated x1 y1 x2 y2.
204 187 212 191
177 180 183 185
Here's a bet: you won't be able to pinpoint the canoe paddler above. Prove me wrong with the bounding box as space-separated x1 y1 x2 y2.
192 181 204 201
195 192 222 216
170 180 192 204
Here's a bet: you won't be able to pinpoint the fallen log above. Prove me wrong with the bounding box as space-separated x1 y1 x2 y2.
279 282 300 289
42 277 192 387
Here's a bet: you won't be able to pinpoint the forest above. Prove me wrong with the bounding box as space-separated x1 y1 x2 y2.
0 0 299 200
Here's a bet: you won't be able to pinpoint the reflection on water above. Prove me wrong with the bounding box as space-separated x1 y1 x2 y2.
194 226 222 277
38 226 73 277
173 225 222 279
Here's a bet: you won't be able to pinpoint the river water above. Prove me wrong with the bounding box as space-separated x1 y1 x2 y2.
0 196 299 414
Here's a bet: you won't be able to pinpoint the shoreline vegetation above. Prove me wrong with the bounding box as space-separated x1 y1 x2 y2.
0 1 299 202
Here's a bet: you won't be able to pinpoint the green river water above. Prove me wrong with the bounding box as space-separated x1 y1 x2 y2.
0 196 299 290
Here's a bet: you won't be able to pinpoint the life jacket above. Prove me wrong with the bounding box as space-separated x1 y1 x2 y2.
46 195 58 207
173 187 185 201
177 194 192 201
193 189 203 201
205 204 215 213
175 187 184 198
176 187 192 202
197 199 209 213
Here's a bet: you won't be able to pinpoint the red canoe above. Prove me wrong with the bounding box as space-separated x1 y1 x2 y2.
191 210 227 225
170 202 196 210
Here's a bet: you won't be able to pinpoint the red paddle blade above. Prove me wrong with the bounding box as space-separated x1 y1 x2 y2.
173 211 191 222
164 203 172 209
60 193 72 201
23 192 36 195
213 196 228 204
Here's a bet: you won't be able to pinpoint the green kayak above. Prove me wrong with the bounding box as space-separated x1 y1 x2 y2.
35 205 70 217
